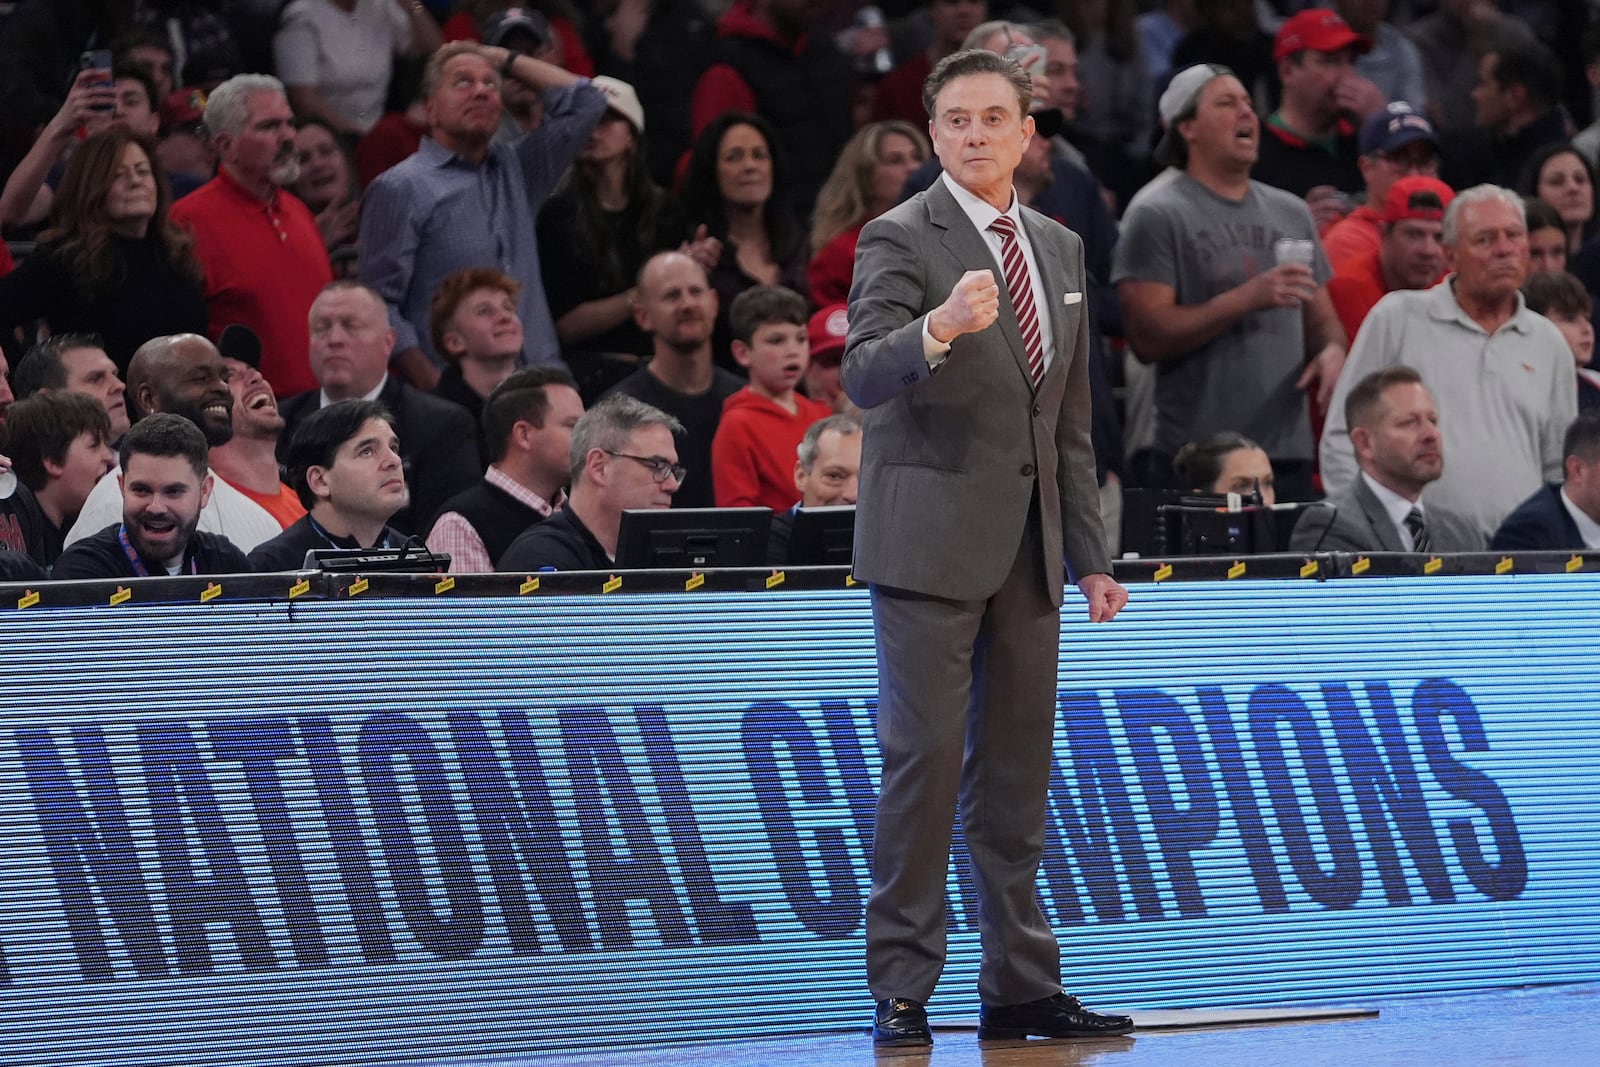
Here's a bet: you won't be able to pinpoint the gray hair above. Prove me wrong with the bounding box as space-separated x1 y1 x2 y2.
797 413 862 471
1030 19 1076 47
203 74 286 138
1442 184 1525 246
569 394 685 483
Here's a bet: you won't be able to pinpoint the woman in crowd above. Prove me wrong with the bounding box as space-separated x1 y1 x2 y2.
807 120 928 308
290 118 362 276
1520 144 1598 257
681 112 809 365
1525 199 1569 276
0 128 207 372
1174 432 1277 504
537 77 692 382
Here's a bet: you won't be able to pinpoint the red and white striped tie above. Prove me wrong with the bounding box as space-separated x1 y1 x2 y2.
988 214 1045 387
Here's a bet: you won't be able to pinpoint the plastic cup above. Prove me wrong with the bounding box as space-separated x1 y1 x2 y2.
1274 237 1315 267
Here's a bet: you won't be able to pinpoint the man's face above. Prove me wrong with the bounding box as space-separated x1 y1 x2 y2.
598 423 680 510
527 384 584 483
1471 53 1511 133
59 345 130 440
1182 75 1258 170
112 77 159 136
51 430 117 514
1380 217 1445 290
1550 311 1596 367
443 286 524 362
1043 37 1080 120
1446 197 1529 305
119 451 211 565
309 288 396 399
1567 453 1600 521
634 255 717 351
1528 226 1567 273
311 416 409 522
929 72 1033 203
147 338 234 446
126 44 174 99
795 429 861 507
1281 49 1355 126
1356 381 1443 489
931 0 987 50
1360 140 1438 205
220 91 299 188
223 357 282 440
427 52 503 145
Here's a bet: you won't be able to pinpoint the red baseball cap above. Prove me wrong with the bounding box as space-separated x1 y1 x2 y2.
1379 176 1454 224
808 304 849 366
1273 10 1372 61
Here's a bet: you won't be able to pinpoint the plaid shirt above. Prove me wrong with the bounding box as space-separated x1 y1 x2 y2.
426 466 565 573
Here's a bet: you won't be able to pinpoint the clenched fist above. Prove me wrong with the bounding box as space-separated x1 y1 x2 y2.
928 269 1001 343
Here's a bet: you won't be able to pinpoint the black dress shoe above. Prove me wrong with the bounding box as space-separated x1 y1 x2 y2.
977 992 1134 1039
874 997 933 1046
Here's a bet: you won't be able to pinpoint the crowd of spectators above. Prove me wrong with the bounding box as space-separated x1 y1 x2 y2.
6 0 1600 582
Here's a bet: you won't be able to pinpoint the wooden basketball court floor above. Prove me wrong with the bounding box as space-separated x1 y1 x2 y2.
481 983 1600 1067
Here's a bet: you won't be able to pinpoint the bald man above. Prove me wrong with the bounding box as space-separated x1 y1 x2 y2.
64 334 285 551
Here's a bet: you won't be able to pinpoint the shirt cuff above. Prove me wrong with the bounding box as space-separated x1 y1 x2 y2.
921 316 951 370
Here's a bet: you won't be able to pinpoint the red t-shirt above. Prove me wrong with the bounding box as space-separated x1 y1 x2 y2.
170 169 333 397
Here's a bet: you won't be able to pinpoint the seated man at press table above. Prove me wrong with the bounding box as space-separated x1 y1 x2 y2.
53 414 253 579
248 400 412 572
1492 410 1600 552
767 412 861 564
498 394 681 573
1291 365 1480 553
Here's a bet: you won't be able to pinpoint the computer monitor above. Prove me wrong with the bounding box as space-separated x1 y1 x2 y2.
1153 496 1321 556
785 505 856 565
614 508 772 569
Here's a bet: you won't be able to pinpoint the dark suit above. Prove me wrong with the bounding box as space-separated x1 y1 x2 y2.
1491 484 1586 551
843 175 1110 1007
277 377 481 538
1290 475 1483 553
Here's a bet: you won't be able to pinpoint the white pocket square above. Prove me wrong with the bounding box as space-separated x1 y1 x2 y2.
1063 291 1083 305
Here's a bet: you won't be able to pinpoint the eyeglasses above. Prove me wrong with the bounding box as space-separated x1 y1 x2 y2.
605 450 687 485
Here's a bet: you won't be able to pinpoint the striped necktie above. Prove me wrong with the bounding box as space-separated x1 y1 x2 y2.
1405 506 1431 553
988 214 1045 387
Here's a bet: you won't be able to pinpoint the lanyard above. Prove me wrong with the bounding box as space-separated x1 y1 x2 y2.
117 524 197 577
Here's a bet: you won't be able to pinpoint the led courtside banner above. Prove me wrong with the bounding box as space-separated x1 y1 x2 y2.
1 573 1598 1065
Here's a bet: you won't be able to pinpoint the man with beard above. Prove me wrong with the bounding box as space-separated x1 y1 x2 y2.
64 333 283 551
52 413 252 580
248 400 410 571
209 325 306 529
171 74 333 397
603 251 742 508
1291 366 1480 552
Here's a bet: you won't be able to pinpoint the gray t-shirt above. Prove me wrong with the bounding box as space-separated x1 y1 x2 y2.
1113 170 1330 461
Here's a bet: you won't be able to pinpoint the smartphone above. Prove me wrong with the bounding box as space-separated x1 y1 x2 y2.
1004 43 1049 83
79 49 115 110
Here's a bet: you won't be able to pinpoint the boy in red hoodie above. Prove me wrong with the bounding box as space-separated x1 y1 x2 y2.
712 286 831 509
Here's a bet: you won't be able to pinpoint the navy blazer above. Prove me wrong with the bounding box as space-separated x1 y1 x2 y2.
1490 484 1584 552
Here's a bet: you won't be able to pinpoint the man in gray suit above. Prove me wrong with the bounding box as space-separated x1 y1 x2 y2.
1291 365 1481 553
842 48 1132 1048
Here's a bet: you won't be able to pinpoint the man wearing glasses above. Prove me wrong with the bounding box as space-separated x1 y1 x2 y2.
1322 101 1443 268
498 394 682 571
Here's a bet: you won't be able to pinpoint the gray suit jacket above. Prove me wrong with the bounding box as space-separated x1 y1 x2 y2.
841 179 1110 603
1289 475 1483 553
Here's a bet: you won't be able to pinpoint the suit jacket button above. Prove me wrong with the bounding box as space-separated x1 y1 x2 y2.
1032 404 1041 417
1020 463 1035 477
